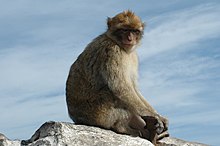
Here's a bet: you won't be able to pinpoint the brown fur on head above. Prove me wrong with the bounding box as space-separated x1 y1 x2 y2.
106 10 145 52
107 10 145 31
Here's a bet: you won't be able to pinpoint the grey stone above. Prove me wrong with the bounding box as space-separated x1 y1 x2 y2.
0 133 20 146
21 121 153 146
159 137 209 146
1 121 209 146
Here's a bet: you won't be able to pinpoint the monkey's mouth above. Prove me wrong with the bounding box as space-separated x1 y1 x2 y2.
123 43 133 47
122 41 135 48
122 39 136 46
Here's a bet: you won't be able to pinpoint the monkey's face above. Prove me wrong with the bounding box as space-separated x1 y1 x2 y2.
107 10 144 51
112 28 143 49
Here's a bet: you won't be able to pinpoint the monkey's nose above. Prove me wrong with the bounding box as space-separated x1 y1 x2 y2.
127 36 132 41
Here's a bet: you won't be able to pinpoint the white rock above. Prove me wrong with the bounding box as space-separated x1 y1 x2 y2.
0 133 20 146
0 121 209 146
21 121 153 146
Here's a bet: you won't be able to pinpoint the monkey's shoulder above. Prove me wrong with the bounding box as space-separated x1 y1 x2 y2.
74 33 138 72
80 34 121 58
88 34 117 51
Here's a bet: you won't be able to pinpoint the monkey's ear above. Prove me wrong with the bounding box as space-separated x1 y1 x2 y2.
107 17 112 29
142 22 146 28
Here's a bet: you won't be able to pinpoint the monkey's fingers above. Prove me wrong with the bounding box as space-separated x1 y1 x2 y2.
160 116 169 131
155 122 164 134
157 131 169 140
153 116 164 134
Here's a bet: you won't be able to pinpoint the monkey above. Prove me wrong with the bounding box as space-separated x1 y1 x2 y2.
66 10 169 145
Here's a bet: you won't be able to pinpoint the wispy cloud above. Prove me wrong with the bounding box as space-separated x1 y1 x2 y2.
137 3 220 145
0 94 70 139
139 3 220 59
0 1 219 145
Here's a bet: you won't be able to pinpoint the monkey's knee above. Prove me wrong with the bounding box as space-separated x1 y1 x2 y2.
109 116 140 138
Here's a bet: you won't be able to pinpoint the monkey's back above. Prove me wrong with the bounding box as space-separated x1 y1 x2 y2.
66 34 121 124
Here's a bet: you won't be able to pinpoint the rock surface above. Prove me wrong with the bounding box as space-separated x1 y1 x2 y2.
0 133 20 146
0 121 209 146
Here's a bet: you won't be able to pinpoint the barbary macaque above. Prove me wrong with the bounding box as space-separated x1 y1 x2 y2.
66 10 169 145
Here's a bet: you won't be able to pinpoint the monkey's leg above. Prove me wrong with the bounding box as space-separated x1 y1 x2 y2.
110 118 140 137
106 109 145 139
129 114 150 139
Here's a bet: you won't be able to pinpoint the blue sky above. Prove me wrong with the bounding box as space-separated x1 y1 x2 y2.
0 0 220 145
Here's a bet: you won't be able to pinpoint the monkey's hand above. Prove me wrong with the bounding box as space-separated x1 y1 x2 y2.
141 116 158 144
159 116 169 131
142 116 164 134
157 116 169 140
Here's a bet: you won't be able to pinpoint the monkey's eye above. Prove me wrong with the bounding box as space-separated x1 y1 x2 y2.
120 29 141 34
132 30 141 35
116 29 141 35
118 29 130 33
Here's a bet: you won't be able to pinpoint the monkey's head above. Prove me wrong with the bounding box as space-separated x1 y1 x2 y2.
106 10 145 52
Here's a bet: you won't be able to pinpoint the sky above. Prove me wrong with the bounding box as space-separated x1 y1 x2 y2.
0 0 220 145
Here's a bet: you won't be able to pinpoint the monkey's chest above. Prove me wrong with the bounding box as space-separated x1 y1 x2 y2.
122 59 138 82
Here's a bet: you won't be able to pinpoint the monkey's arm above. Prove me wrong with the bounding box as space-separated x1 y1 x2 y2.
100 50 155 116
134 87 158 114
133 83 169 129
131 53 169 133
134 85 169 138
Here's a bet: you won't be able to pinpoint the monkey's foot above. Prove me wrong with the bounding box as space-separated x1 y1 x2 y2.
157 131 169 140
142 116 164 135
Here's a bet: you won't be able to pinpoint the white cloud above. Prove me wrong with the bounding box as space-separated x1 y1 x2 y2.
135 4 220 145
139 3 220 59
0 94 71 139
